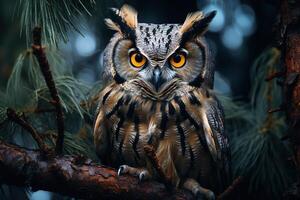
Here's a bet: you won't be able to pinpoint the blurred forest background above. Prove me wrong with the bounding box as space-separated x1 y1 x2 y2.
0 0 296 200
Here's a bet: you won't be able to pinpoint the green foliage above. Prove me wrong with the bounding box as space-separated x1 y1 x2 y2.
0 91 8 125
17 0 96 46
37 76 90 118
230 48 294 199
43 130 98 160
0 1 99 199
5 47 87 117
218 94 254 137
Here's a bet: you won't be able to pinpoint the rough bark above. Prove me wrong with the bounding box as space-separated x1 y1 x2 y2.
0 141 194 200
278 0 300 198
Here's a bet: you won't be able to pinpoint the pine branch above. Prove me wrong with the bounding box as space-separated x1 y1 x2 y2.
217 176 243 200
0 141 194 200
17 0 96 46
6 108 49 154
31 27 64 155
265 71 285 81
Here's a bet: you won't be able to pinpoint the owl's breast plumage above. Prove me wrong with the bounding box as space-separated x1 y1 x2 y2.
94 80 222 187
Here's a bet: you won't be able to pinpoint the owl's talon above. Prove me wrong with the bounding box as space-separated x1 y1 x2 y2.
117 168 122 176
139 172 144 182
183 178 215 200
117 165 128 176
138 170 150 182
117 165 151 181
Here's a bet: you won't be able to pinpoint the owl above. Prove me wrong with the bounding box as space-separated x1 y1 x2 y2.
94 5 230 200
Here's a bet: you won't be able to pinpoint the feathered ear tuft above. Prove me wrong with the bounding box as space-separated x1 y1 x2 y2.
180 11 204 34
180 11 216 44
104 18 122 33
104 4 137 39
119 4 138 29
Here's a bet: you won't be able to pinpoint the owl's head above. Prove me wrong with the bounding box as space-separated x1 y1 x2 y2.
103 5 216 91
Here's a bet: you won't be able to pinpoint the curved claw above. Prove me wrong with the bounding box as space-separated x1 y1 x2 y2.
139 172 145 182
117 165 151 182
117 167 123 176
117 165 128 176
183 178 215 200
138 170 150 182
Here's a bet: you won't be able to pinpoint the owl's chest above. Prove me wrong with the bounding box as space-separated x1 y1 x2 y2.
104 97 164 166
101 84 210 174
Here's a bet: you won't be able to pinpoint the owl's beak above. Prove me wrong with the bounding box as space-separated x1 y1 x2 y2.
150 66 165 91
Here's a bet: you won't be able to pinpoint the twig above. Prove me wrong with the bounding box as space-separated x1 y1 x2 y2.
268 106 285 113
6 108 49 153
144 145 173 189
217 176 243 200
265 71 284 81
31 27 64 155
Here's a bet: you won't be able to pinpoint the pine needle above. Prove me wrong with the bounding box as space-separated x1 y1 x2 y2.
16 0 96 46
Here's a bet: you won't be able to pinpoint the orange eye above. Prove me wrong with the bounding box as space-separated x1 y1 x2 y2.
130 52 147 68
170 53 186 68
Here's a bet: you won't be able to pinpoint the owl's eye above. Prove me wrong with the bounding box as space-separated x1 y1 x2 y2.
169 53 186 68
129 51 147 68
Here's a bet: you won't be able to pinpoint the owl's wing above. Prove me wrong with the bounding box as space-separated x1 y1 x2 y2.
93 102 110 164
205 94 231 187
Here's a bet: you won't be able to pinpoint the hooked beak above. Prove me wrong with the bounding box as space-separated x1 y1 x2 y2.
150 66 166 91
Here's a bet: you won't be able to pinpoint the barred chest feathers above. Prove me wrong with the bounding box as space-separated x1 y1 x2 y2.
94 79 221 187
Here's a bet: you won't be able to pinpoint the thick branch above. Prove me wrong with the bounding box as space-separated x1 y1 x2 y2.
31 27 64 155
0 141 193 200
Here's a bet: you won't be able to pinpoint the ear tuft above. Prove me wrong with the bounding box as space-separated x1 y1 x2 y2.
104 18 122 33
105 4 137 39
119 4 138 29
180 11 204 34
180 10 216 44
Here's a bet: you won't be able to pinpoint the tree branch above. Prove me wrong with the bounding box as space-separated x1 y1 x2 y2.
6 108 49 154
0 141 194 200
31 27 65 155
0 138 245 199
265 71 285 81
217 176 243 200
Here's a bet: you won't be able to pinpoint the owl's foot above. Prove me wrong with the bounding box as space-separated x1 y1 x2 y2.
183 178 215 200
117 165 151 182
